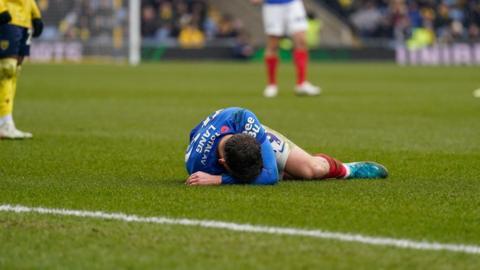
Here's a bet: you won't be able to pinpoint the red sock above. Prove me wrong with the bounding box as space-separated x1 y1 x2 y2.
265 55 278 85
293 49 308 85
316 154 347 179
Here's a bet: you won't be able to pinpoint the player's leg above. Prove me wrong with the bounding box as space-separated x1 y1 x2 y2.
264 36 281 97
0 23 18 138
264 125 339 179
291 31 307 86
262 3 284 98
0 57 17 121
0 56 29 139
0 25 32 139
284 147 388 180
284 147 347 180
264 125 388 180
263 125 388 180
288 0 320 96
9 27 33 138
10 55 24 116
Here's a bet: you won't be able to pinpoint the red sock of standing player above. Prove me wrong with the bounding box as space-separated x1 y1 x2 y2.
316 154 347 179
265 55 278 86
293 49 308 85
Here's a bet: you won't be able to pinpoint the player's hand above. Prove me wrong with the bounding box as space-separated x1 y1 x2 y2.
186 172 222 186
31 18 44 38
0 11 12 25
250 0 263 5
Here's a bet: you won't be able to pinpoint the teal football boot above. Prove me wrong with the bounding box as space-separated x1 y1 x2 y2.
345 162 388 179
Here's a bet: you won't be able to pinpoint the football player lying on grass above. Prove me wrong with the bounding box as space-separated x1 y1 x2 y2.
185 107 388 186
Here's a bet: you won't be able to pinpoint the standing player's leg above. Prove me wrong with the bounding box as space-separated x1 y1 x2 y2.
288 0 320 96
262 3 284 98
264 35 281 98
0 55 31 139
11 56 22 106
11 55 25 118
0 56 17 127
0 25 32 139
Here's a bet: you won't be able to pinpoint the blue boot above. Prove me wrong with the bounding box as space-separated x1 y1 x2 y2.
345 162 388 179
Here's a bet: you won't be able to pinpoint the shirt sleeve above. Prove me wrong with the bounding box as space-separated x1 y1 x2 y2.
31 0 42 19
221 139 279 185
0 2 7 13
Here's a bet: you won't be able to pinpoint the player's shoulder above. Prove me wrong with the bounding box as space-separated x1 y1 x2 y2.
224 107 256 122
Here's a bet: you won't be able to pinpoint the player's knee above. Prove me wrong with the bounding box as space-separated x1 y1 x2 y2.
294 39 307 50
0 59 17 79
293 34 307 50
266 40 279 55
265 46 278 56
311 162 328 179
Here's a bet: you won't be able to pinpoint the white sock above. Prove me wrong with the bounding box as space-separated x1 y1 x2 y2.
342 164 351 179
0 114 13 126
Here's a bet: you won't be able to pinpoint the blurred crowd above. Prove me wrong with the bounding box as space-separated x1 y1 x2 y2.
38 0 127 45
35 0 480 51
36 0 250 52
324 0 480 47
141 0 246 48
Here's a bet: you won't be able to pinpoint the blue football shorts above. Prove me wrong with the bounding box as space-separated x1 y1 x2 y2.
0 24 31 58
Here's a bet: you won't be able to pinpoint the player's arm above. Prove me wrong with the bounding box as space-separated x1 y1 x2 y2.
186 171 222 186
0 1 7 13
221 139 279 185
0 2 12 25
30 0 43 37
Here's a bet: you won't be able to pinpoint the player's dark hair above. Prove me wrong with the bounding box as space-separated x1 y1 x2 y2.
223 134 263 183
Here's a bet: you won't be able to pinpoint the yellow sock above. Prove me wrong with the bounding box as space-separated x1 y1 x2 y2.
10 65 21 113
0 58 18 118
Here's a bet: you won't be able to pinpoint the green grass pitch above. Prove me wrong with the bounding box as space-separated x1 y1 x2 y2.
1 62 479 269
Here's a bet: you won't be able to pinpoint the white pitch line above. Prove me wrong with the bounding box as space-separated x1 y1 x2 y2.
1 204 479 255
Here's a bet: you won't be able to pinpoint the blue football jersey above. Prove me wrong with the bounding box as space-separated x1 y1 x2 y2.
265 0 294 4
185 107 278 185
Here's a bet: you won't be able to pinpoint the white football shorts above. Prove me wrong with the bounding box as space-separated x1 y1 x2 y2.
263 125 297 175
262 0 308 36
